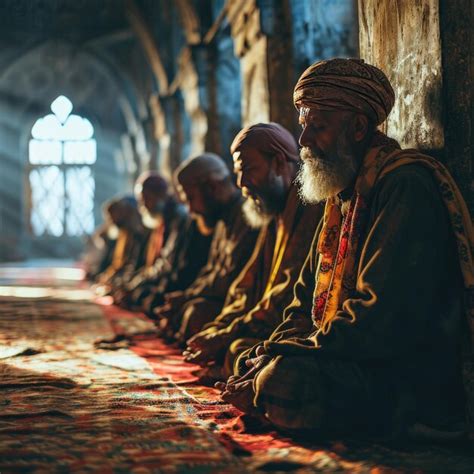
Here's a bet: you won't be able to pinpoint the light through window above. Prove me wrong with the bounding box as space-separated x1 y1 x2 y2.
29 96 96 237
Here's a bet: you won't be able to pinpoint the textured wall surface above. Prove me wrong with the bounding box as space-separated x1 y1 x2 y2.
439 0 473 215
291 0 358 74
359 0 473 214
229 0 271 126
230 0 358 134
359 0 444 150
241 35 271 126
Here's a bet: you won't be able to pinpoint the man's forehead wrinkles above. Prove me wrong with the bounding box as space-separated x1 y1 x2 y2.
299 107 326 122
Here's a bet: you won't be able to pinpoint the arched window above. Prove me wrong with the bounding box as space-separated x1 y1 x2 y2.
29 96 96 237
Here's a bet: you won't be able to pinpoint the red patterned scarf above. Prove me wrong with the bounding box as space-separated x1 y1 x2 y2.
312 133 474 347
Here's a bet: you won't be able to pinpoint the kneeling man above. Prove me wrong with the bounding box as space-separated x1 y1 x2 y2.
218 58 473 439
184 123 323 380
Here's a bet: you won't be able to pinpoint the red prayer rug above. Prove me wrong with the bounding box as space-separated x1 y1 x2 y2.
0 267 473 473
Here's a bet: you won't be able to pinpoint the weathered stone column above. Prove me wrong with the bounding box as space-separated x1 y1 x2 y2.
228 0 295 134
439 0 473 214
177 47 210 158
359 0 473 213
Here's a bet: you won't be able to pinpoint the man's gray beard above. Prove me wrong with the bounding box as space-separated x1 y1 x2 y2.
141 207 161 229
296 146 359 204
242 198 273 229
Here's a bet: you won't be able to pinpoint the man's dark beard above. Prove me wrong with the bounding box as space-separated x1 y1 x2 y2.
192 189 223 235
242 175 286 229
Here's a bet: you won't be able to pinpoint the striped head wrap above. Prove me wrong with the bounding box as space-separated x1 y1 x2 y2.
294 58 395 125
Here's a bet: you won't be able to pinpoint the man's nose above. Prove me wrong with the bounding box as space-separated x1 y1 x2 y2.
241 186 251 198
235 172 243 189
298 126 311 148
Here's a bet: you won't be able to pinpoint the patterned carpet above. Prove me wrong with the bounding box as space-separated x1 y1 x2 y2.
0 266 473 473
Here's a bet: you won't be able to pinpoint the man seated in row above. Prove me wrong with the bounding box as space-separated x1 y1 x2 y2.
183 123 324 381
217 58 473 439
94 195 149 294
82 198 122 281
153 153 259 343
131 217 212 317
110 171 210 310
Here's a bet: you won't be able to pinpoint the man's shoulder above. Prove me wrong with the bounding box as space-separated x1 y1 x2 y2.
375 161 439 198
297 198 325 219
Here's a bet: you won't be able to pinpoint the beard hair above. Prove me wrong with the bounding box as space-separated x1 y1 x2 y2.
140 206 161 229
296 131 359 204
242 197 273 229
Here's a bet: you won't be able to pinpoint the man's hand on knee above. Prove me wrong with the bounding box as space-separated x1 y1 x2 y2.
220 379 255 413
214 346 271 413
183 331 228 365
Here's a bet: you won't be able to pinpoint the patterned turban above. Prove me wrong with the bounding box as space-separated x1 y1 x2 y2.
230 122 299 162
293 58 395 125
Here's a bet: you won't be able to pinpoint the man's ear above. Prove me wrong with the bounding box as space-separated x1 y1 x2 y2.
273 151 287 176
353 114 369 142
206 178 220 195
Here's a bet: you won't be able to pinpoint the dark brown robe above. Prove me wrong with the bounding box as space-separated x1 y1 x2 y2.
170 194 259 339
197 186 324 375
245 164 466 437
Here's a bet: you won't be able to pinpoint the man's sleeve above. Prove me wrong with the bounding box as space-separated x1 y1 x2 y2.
264 223 321 345
268 165 457 359
216 205 323 341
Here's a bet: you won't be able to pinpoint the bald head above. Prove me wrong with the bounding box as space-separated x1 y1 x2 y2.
136 171 168 195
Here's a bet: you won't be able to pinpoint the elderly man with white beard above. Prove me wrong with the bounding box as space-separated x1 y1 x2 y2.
183 123 323 381
216 58 474 440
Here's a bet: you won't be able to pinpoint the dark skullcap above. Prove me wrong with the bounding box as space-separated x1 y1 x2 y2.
230 122 299 162
107 195 138 213
120 195 138 207
293 58 395 125
135 171 168 195
174 152 230 187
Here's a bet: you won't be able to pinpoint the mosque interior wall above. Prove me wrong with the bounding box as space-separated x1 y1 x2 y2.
0 0 470 261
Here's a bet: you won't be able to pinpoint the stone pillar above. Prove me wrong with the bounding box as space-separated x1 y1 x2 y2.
149 94 171 177
228 0 295 134
178 47 209 157
212 17 242 162
358 0 473 213
439 0 473 215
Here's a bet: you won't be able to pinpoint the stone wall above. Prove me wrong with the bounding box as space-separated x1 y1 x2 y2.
229 0 358 136
359 0 444 150
291 0 359 76
439 0 473 215
229 1 271 127
359 0 473 214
